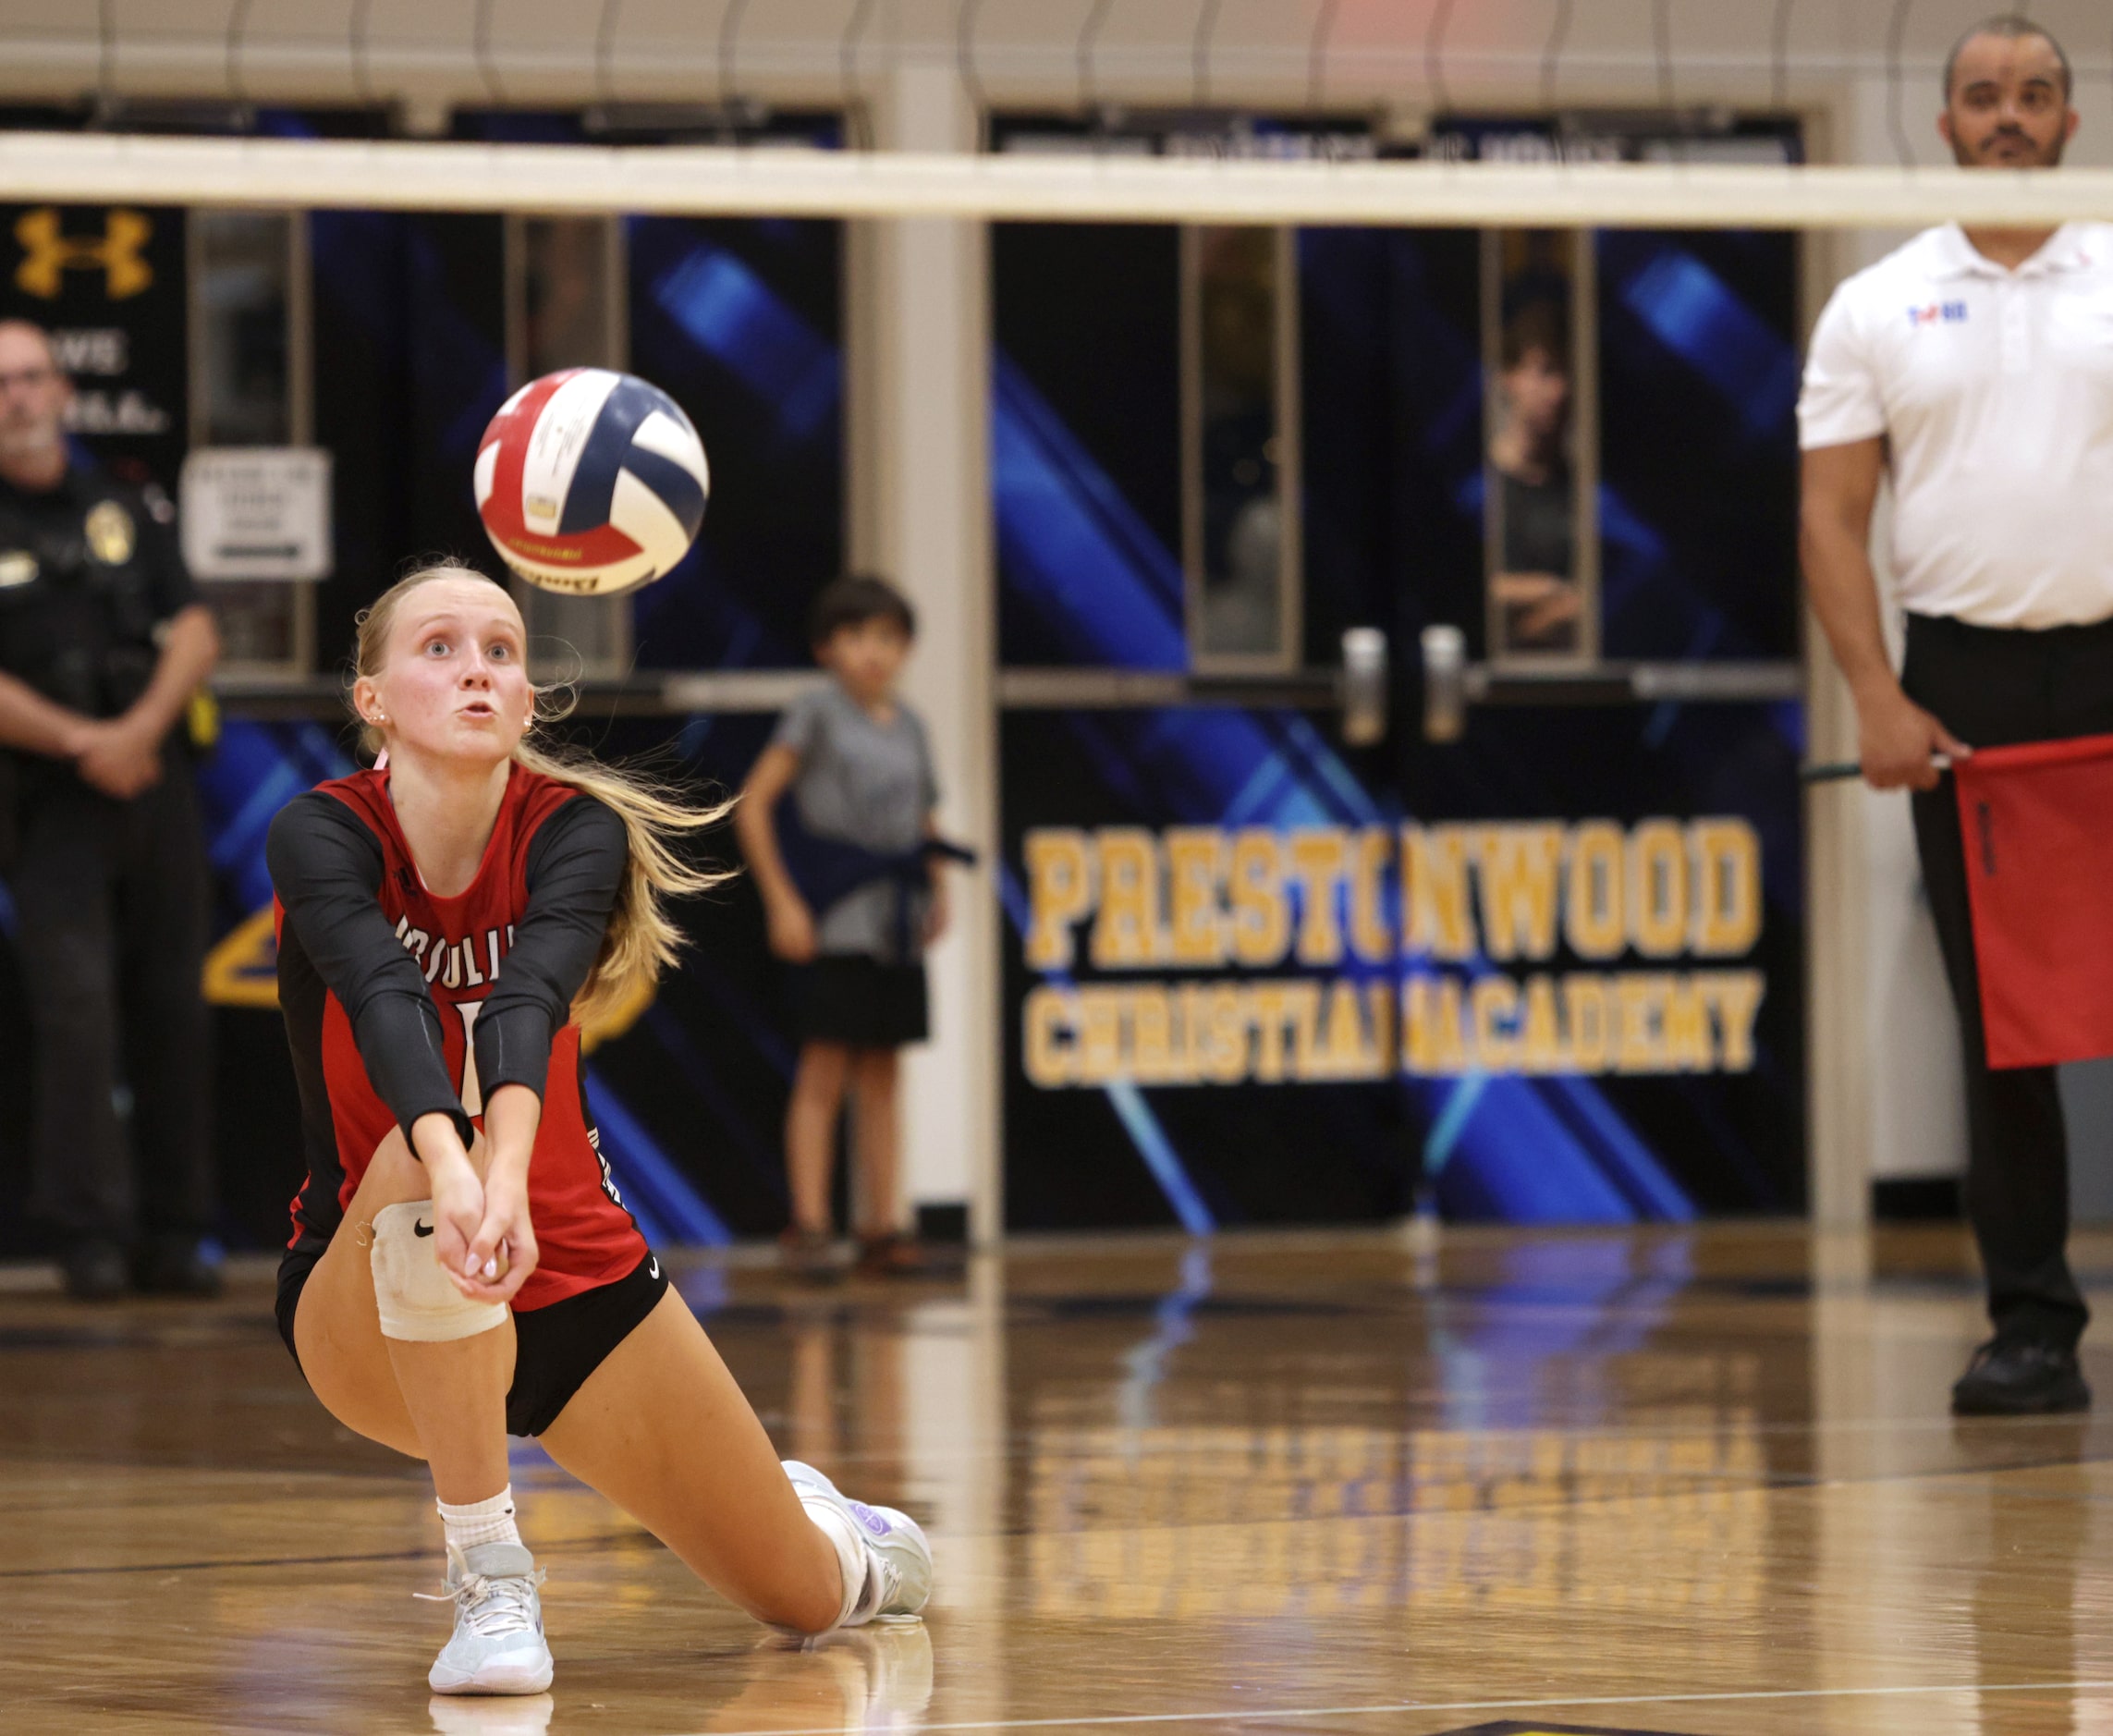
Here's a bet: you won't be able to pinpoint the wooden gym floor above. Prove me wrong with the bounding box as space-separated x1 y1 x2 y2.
7 1222 2113 1736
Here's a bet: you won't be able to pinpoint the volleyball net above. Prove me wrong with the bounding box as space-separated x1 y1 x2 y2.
0 128 2109 227
1 120 2080 703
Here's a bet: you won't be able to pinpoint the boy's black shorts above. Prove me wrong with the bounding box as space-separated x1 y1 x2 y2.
276 1245 670 1437
794 954 929 1048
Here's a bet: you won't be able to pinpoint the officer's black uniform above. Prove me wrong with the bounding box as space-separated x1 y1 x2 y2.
0 463 213 1274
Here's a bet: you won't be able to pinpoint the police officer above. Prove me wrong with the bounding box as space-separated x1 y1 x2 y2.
0 319 220 1300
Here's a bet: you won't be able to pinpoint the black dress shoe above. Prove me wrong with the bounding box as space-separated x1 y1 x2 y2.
1951 1337 2092 1416
131 1237 225 1299
62 1238 129 1302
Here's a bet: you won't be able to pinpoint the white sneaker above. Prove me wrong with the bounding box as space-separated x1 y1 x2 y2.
421 1541 555 1694
784 1461 934 1625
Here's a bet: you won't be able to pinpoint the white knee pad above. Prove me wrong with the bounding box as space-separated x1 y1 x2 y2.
369 1201 508 1342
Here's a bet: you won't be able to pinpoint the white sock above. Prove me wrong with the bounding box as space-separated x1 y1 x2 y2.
437 1486 521 1556
798 1495 877 1630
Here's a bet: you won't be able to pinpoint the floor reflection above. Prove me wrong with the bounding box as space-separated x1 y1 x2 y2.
8 1223 2113 1733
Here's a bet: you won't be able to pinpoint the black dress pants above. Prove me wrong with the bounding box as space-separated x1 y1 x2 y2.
12 748 213 1245
1901 612 2113 1350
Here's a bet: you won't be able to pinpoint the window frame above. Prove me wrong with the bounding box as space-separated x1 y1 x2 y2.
1180 221 1303 677
1479 225 1602 671
186 206 317 678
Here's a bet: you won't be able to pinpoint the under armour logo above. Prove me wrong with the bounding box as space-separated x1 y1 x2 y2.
14 208 154 301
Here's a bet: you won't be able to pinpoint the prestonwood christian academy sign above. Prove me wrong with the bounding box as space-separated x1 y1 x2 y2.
1019 820 1765 1089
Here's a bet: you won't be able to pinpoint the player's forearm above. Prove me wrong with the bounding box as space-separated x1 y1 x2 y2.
411 1110 475 1179
0 670 92 758
125 605 218 741
481 1083 542 1178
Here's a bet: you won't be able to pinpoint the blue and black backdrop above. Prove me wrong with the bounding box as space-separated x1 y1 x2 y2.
992 202 1804 1232
0 109 1805 1251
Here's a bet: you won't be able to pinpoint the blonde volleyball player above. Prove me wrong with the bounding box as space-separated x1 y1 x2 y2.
269 562 929 1694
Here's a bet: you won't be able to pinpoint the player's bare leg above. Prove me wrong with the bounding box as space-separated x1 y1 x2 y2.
292 1130 501 1455
537 1289 931 1633
294 1131 549 1693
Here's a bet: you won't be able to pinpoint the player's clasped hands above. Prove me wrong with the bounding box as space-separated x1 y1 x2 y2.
1856 681 1973 791
413 1111 540 1307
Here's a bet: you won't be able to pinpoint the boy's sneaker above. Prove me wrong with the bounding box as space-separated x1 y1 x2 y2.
421 1541 554 1694
784 1460 933 1625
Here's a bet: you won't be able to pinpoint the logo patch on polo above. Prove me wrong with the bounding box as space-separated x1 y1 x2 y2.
1907 300 1969 326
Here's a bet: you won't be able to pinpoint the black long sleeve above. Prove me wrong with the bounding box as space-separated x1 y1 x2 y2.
472 795 629 1102
266 792 474 1155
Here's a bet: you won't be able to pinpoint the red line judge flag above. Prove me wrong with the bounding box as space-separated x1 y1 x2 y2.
1957 733 2113 1070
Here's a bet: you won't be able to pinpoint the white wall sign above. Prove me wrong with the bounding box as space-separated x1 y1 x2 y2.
180 447 332 581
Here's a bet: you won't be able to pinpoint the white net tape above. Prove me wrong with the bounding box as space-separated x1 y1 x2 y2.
0 131 2109 227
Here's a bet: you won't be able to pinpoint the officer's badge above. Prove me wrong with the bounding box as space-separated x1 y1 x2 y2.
0 551 36 588
84 499 135 566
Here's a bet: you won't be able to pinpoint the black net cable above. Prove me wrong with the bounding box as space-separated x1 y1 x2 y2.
841 0 878 150
594 0 623 106
1770 0 1794 111
473 0 507 106
226 0 254 107
1192 0 1222 110
348 0 376 107
1540 0 1572 112
1076 0 1114 114
1885 0 1916 166
957 0 990 149
1653 0 1676 110
718 0 751 117
1307 0 1341 113
1425 0 1454 116
96 0 118 117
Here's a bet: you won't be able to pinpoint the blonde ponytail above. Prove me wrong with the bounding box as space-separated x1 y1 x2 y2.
352 560 734 1029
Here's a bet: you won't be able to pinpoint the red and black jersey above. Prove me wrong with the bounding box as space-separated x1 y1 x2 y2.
268 763 647 1310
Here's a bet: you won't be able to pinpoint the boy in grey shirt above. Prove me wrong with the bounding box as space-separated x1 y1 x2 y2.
736 575 947 1279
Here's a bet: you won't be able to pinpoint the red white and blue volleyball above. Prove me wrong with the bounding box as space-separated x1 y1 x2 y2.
475 368 709 596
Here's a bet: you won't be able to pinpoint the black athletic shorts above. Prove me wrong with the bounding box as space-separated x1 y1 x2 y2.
275 1244 671 1438
793 954 929 1047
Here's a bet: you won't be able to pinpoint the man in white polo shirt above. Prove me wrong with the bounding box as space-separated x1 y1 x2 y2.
1802 15 2111 1414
